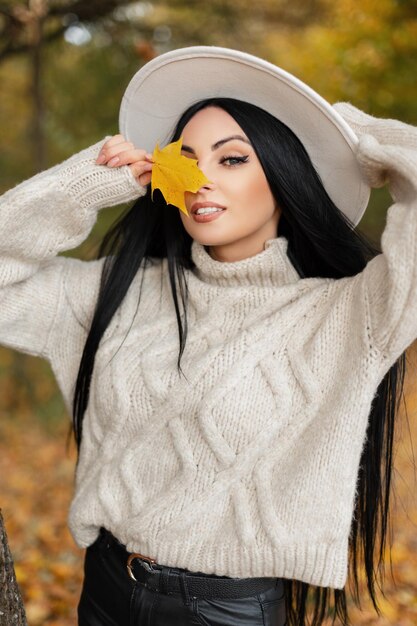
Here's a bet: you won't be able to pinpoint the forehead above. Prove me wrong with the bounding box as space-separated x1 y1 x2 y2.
182 106 244 138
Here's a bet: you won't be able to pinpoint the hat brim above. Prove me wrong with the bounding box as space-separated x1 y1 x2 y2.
119 46 370 226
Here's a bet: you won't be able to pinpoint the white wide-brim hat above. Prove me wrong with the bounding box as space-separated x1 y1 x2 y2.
119 46 370 226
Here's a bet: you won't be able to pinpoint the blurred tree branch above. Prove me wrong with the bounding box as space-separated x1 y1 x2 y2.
0 0 136 60
0 0 142 171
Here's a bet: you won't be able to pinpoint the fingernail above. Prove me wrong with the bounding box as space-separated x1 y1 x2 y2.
96 153 105 164
107 156 120 167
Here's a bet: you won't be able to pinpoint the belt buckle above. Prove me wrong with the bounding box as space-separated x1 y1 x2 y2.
127 552 158 581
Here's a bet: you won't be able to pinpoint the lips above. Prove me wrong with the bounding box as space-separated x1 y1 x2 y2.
191 201 226 214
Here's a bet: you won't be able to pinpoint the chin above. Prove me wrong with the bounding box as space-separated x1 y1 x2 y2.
192 235 239 248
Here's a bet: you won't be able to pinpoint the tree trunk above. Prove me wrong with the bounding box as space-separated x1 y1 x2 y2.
0 510 27 626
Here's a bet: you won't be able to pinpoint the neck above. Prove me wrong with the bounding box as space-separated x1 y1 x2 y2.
206 216 281 263
191 235 301 288
207 241 266 263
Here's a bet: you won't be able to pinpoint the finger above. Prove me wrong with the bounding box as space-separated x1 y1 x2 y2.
97 142 135 164
137 170 152 187
104 134 128 148
129 161 153 178
103 138 153 161
96 137 125 164
97 135 128 160
96 135 134 165
106 148 153 168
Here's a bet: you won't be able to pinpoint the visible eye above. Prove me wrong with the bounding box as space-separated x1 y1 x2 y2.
219 155 249 167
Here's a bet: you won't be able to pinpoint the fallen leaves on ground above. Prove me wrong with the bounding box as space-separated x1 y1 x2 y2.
0 417 82 625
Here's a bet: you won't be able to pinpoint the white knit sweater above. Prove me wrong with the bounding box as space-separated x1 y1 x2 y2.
1 104 416 589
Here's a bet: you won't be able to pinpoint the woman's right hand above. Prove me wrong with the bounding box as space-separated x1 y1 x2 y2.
95 134 154 188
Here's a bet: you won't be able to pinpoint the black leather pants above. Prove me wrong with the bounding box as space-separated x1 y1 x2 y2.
78 529 287 625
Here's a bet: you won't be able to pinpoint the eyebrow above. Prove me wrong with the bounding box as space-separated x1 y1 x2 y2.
181 134 251 155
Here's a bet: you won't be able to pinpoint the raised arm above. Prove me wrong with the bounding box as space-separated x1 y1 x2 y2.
334 103 417 364
0 136 148 358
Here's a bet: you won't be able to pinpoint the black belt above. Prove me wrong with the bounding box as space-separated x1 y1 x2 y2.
99 528 281 600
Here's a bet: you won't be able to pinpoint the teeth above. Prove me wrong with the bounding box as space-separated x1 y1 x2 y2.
195 207 224 215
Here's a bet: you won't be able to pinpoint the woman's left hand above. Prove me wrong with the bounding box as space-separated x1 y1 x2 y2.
96 134 154 188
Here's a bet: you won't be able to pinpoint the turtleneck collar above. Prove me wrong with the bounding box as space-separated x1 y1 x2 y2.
190 236 301 288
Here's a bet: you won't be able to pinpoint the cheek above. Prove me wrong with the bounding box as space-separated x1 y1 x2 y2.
240 170 275 216
178 211 200 238
179 212 191 232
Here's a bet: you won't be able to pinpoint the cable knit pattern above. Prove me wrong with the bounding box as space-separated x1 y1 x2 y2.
0 105 416 589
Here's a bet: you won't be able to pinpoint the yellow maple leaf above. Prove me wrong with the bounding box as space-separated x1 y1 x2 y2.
150 137 212 216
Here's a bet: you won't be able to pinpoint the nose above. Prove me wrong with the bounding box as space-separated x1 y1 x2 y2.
184 179 215 210
197 180 215 192
195 159 216 189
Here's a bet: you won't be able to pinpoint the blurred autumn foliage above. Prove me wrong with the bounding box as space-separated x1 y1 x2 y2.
0 0 417 623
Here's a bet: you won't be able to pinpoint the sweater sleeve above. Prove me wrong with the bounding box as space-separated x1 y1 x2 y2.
333 103 417 362
0 137 147 358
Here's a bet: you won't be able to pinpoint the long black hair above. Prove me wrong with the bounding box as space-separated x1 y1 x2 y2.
73 97 406 625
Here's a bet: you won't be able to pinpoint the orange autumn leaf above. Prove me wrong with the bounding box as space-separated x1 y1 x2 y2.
150 137 212 216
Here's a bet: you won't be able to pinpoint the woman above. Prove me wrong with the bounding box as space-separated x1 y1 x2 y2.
1 46 416 626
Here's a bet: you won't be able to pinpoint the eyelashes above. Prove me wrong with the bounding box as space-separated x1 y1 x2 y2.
219 155 249 166
181 154 250 167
